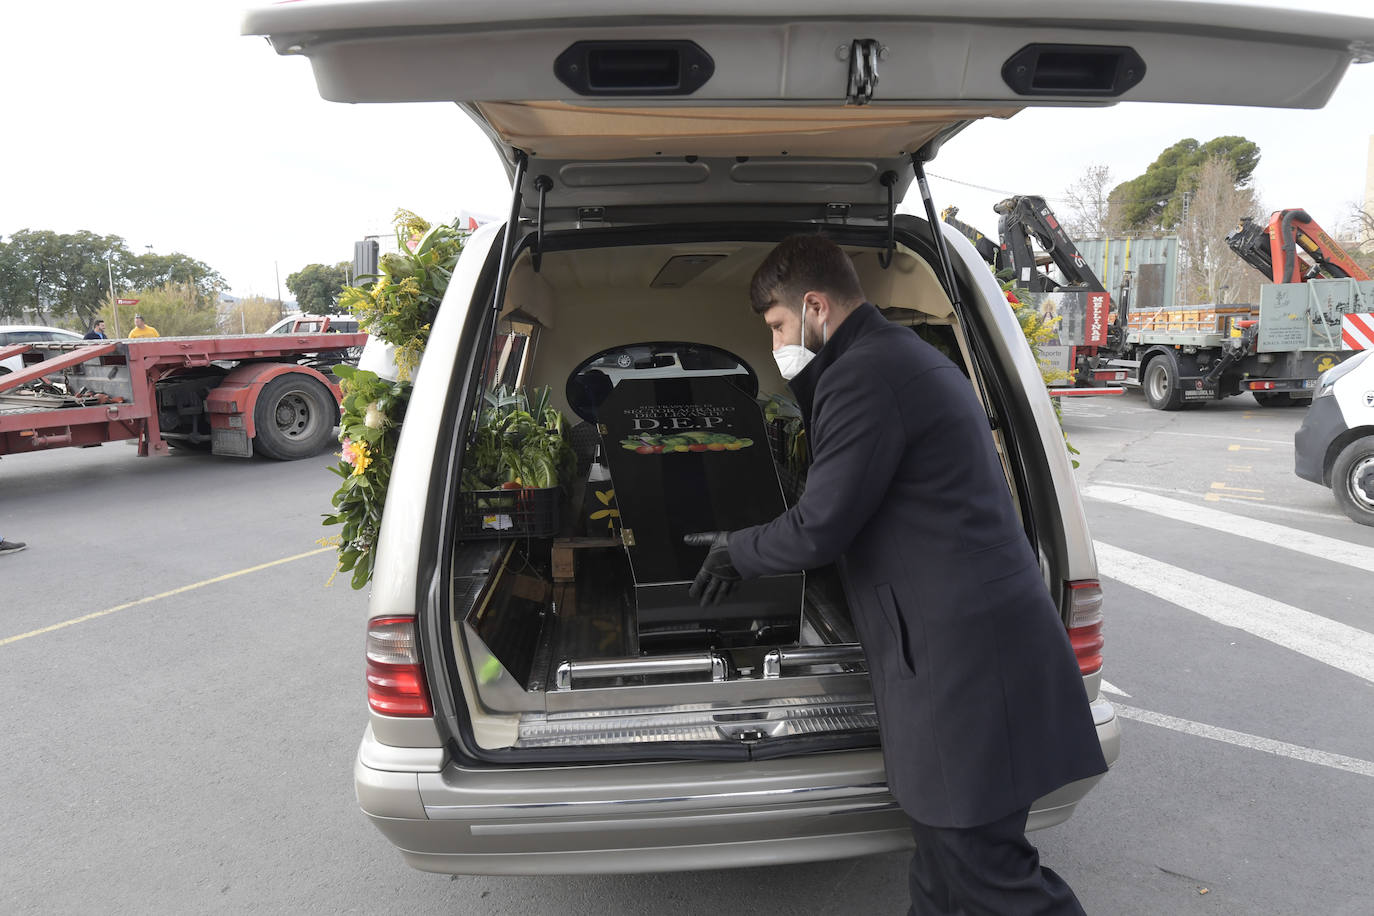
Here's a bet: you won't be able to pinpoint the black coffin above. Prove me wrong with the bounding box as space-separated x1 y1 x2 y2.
599 376 803 645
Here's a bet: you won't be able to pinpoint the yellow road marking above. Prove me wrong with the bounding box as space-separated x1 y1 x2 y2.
1226 465 1253 472
0 547 333 647
1204 492 1265 502
1211 482 1264 494
1227 444 1272 452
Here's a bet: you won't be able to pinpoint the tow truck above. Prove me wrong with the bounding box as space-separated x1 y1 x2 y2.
0 322 366 460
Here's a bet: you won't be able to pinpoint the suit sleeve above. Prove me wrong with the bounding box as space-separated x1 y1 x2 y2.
728 369 908 578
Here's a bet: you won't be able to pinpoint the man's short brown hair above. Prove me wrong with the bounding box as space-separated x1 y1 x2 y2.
749 234 866 314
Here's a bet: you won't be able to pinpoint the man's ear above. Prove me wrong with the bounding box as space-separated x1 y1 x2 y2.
804 290 831 325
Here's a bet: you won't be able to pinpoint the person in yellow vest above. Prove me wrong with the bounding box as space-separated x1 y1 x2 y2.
128 314 160 339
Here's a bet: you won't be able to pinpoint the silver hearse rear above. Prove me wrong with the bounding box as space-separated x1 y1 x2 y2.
244 0 1374 875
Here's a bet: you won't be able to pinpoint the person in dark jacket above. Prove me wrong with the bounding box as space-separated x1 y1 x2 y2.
687 235 1107 915
83 319 108 340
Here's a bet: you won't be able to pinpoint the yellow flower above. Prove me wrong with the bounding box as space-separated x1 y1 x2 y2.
350 441 372 477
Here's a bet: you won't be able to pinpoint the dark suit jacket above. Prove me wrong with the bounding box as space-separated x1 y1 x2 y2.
729 303 1107 828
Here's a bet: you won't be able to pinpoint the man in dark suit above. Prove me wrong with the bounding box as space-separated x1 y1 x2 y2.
83 319 108 340
687 235 1107 914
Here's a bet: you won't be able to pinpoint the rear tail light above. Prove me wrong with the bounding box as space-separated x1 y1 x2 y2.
366 616 432 717
1249 381 1276 391
1066 580 1104 676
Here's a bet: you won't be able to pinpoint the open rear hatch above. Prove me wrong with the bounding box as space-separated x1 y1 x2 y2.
245 0 1374 222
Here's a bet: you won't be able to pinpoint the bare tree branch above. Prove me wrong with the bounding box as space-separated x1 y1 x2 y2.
1062 164 1115 239
1176 156 1264 305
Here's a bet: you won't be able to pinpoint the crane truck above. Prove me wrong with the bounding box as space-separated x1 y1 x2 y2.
948 199 1373 409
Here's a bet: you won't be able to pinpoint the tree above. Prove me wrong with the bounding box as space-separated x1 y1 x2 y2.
1176 156 1263 305
286 262 350 314
0 238 33 321
0 229 225 328
222 296 284 334
1062 164 1117 239
124 252 226 306
96 282 218 337
1110 136 1260 230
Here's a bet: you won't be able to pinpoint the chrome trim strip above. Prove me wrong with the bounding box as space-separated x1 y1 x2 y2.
466 801 904 835
422 781 892 820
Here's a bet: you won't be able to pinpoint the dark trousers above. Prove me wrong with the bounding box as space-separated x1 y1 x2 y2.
907 806 1086 915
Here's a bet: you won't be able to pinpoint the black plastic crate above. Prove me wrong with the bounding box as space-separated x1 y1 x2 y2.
459 486 560 539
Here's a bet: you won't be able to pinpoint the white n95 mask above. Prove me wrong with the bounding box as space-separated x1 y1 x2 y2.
772 344 815 380
772 301 823 380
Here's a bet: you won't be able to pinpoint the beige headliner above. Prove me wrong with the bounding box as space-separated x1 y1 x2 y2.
474 101 1020 159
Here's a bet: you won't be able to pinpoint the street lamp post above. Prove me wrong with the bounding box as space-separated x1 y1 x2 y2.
105 251 122 337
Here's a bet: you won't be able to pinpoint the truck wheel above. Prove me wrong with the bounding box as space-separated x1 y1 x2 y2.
1331 436 1374 527
1143 354 1184 411
253 374 337 460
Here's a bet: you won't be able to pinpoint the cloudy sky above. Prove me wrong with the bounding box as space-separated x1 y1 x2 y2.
5 1 1373 300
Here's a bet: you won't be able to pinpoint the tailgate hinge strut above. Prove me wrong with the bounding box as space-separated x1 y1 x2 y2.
469 148 529 445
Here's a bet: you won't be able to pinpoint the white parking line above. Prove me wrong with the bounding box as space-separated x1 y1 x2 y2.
1115 703 1374 779
1090 480 1343 521
1094 541 1374 685
1085 484 1374 572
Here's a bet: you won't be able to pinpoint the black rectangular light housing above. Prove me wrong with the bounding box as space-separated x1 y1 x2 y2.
555 40 714 96
1002 44 1146 97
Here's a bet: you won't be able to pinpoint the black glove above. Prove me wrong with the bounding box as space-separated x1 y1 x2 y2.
683 531 740 607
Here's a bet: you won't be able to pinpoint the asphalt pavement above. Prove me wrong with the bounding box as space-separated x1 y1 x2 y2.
1 392 1371 915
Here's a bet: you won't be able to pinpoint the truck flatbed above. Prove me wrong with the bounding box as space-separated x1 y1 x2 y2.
0 332 367 459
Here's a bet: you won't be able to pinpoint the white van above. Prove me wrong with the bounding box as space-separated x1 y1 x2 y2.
1295 349 1374 525
245 0 1374 876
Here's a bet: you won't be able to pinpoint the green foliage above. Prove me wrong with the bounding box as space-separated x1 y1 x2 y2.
124 252 226 305
462 386 576 492
322 365 412 590
96 281 218 337
761 393 808 480
1109 136 1260 230
338 209 467 381
285 262 350 314
0 228 225 326
324 208 475 589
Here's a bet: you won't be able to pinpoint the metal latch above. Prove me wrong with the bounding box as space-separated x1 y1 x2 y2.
841 39 885 105
576 207 606 229
825 203 851 223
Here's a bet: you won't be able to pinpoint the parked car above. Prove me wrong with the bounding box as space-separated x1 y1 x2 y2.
0 324 85 374
1295 349 1374 526
244 0 1374 876
265 314 359 335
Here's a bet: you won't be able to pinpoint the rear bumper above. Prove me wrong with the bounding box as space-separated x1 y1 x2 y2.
355 698 1120 875
1295 396 1346 485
